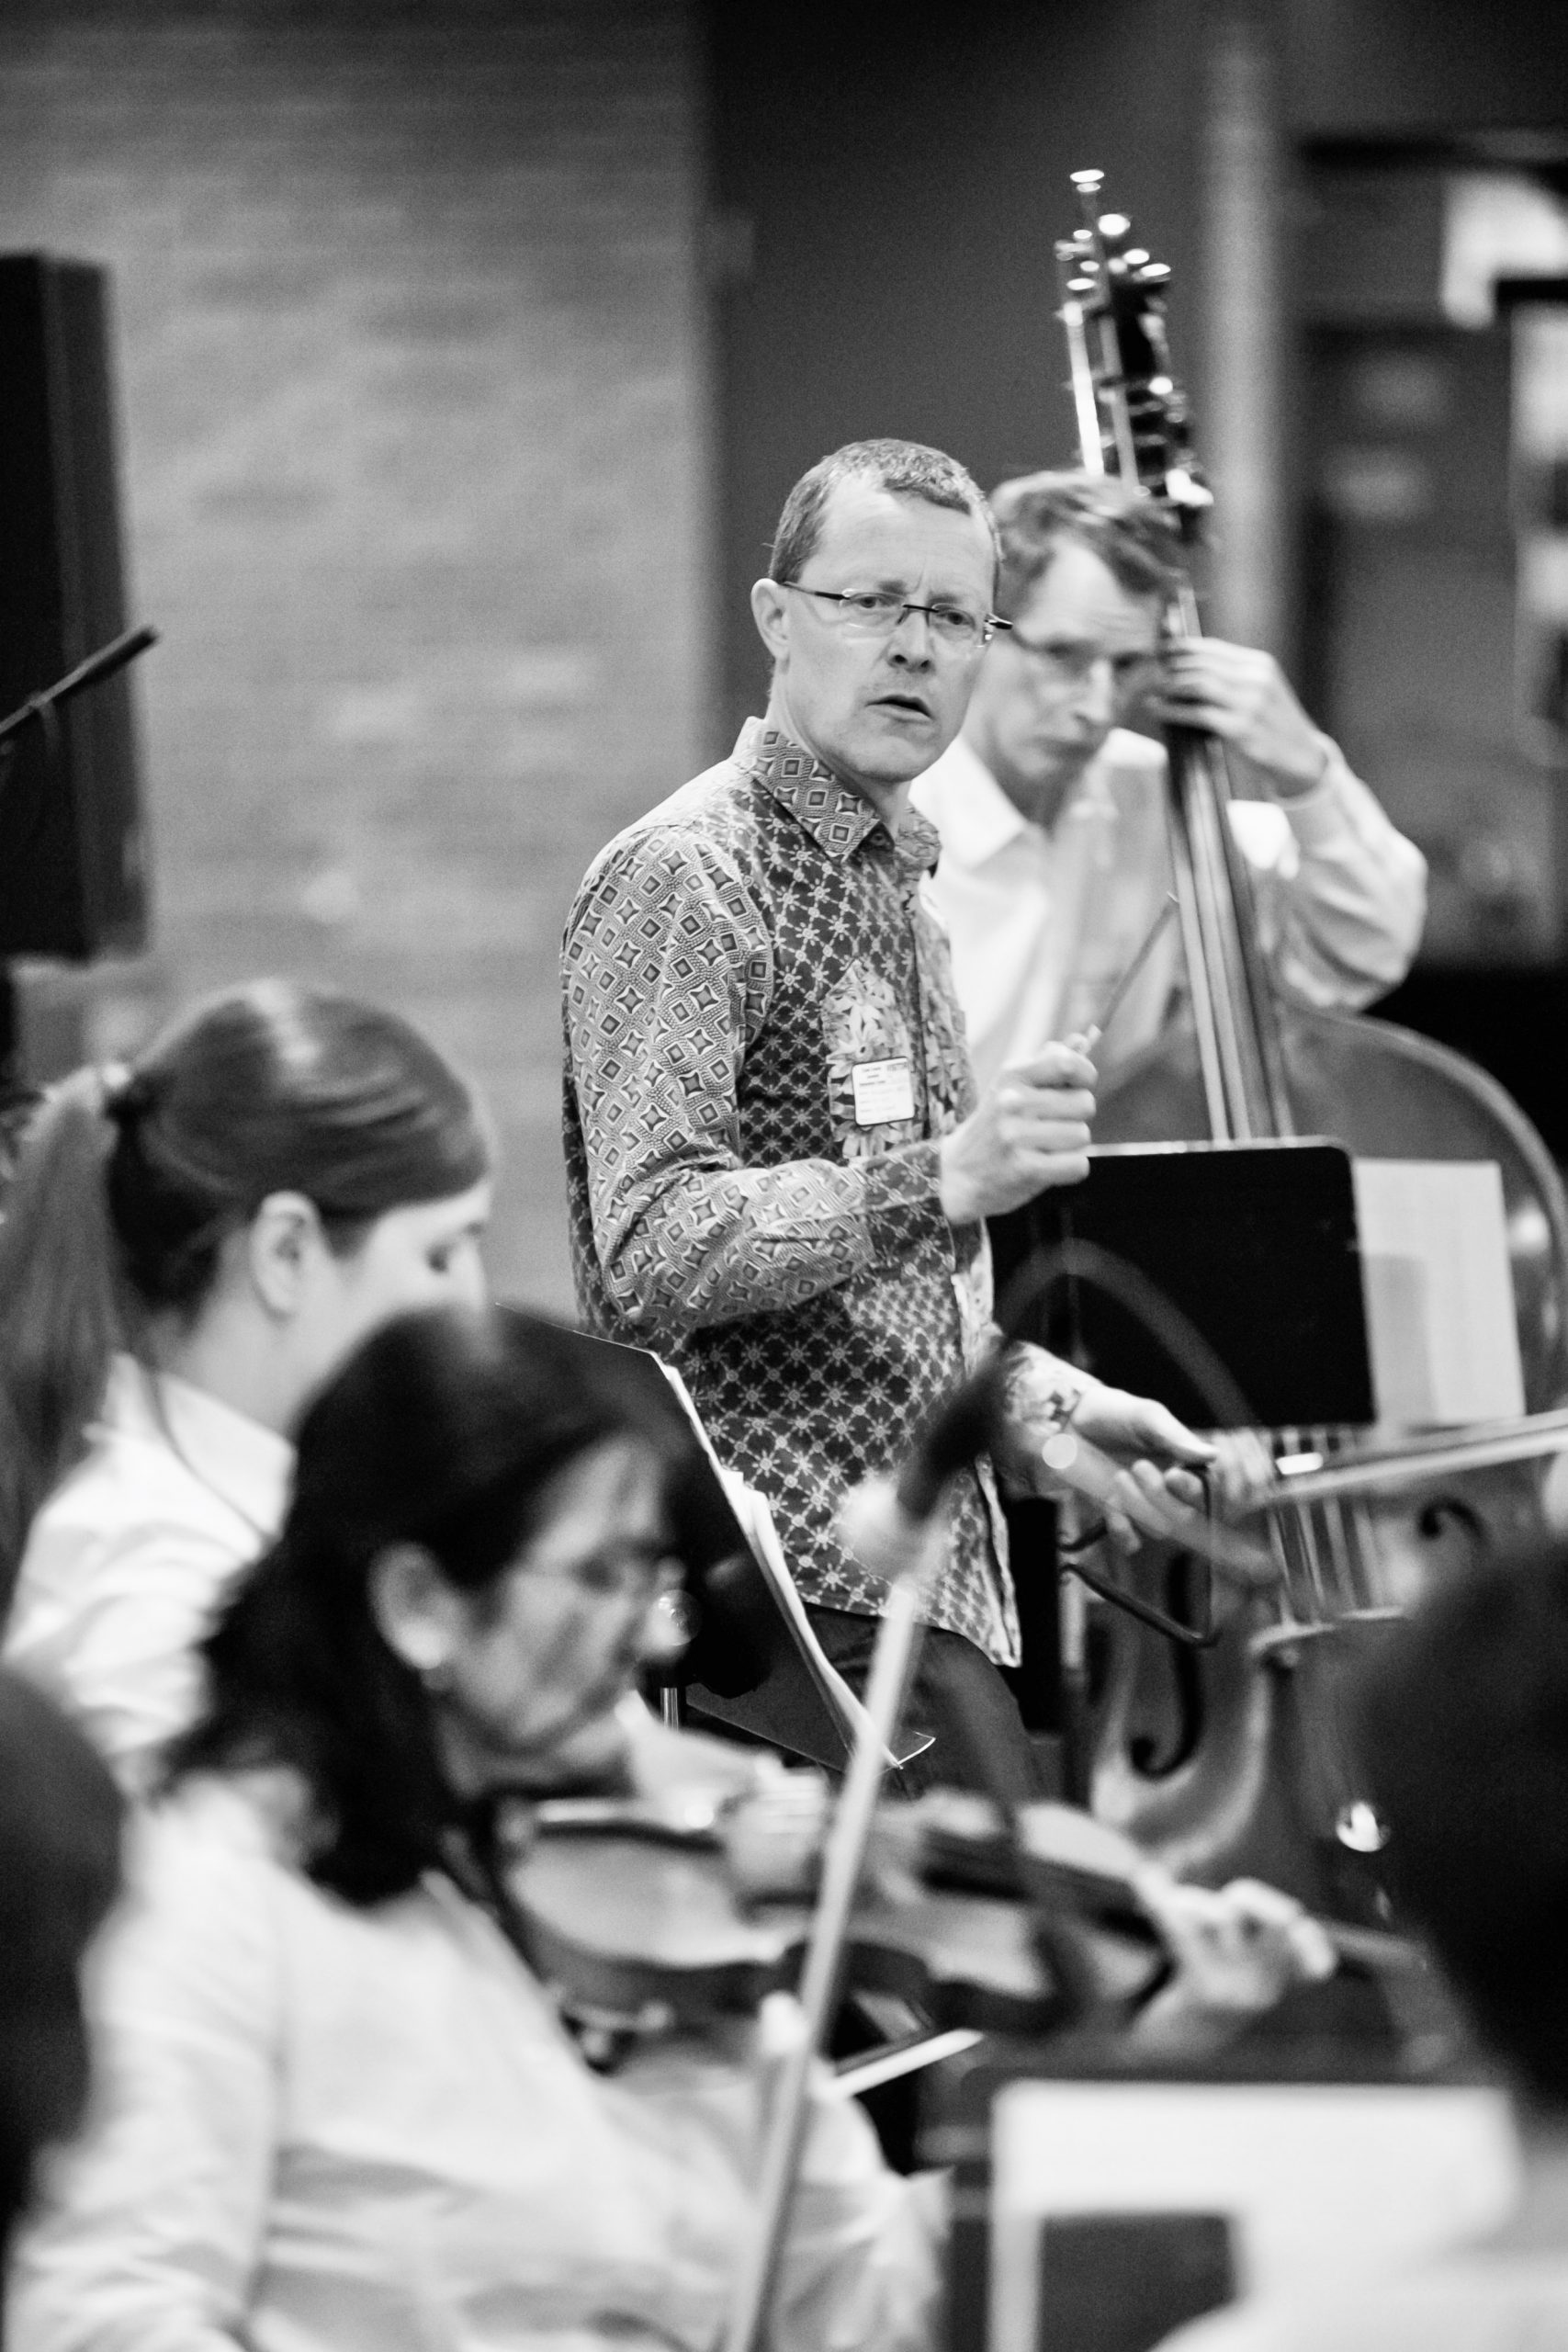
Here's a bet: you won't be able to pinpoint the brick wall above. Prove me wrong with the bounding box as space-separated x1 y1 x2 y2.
0 0 712 1313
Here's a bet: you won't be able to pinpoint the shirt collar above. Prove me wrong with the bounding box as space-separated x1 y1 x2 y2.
915 733 1036 866
102 1353 295 1539
914 731 1123 868
736 719 941 878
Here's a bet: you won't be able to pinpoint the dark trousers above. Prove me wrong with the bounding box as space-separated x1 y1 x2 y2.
806 1602 1053 1804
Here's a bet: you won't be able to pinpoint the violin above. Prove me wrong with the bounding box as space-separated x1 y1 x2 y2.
496 1773 1172 2052
491 1755 1427 2066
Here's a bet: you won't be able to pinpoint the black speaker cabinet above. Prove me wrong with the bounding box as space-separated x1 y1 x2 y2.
0 254 149 958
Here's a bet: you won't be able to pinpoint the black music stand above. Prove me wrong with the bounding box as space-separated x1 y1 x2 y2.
989 1138 1375 1431
534 1319 931 1774
988 1140 1376 1780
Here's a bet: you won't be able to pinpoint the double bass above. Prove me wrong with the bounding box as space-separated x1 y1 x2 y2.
1046 172 1568 1924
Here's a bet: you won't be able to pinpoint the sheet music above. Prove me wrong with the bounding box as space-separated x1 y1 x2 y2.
1351 1159 1525 1425
651 1358 931 1769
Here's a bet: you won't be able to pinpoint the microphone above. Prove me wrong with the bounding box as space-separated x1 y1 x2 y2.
837 1353 1008 1587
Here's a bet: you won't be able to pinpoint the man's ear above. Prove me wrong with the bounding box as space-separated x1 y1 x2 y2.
750 575 792 666
244 1191 328 1319
368 1543 467 1680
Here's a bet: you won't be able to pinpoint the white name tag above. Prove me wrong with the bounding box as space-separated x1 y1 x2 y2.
851 1056 916 1126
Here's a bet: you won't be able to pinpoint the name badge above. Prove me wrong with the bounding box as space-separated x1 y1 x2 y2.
852 1056 916 1126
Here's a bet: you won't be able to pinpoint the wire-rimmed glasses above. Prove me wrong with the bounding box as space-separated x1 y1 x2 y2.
783 583 1011 652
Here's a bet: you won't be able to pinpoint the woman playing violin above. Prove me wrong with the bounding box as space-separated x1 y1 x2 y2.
8 1302 940 2352
8 1304 1332 2352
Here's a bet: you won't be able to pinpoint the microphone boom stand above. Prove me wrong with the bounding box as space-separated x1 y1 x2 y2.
0 623 158 1088
0 623 158 773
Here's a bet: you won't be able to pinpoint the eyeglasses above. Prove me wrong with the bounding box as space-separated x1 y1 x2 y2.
526 1549 685 1605
1006 632 1162 695
783 583 1011 651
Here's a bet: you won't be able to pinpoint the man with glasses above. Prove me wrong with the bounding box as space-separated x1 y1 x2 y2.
912 471 1426 1091
561 439 1221 1797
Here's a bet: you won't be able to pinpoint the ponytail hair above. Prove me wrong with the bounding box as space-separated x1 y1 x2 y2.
0 1074 128 1615
0 981 490 1614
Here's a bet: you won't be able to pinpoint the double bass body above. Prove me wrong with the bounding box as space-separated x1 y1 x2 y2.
1085 1000 1568 1927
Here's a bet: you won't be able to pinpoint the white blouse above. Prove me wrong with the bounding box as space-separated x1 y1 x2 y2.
9 1780 939 2352
4 1357 292 1789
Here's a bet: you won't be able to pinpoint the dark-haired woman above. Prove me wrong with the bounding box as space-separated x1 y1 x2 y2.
9 1304 937 2352
0 979 492 1787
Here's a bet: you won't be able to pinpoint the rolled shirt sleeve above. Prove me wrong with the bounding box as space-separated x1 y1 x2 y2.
1235 741 1427 1007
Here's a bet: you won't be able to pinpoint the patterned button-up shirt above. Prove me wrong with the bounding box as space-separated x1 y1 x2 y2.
562 719 1021 1661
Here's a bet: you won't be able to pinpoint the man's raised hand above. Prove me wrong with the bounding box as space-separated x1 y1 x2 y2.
938 1042 1096 1224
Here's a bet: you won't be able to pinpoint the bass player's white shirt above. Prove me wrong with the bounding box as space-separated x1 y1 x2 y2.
911 729 1427 1092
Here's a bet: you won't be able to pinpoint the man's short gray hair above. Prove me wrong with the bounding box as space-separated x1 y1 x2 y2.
768 438 998 585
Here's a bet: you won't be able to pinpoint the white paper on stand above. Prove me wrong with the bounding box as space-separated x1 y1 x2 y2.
1352 1159 1525 1425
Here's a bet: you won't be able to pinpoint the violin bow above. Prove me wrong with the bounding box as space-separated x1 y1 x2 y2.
720 1474 951 2352
1241 1404 1568 1512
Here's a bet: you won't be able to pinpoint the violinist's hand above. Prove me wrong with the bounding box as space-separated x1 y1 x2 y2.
1147 639 1330 800
938 1042 1096 1224
1128 1872 1338 2057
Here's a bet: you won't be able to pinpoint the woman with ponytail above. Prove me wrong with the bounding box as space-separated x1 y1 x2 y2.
0 978 492 1787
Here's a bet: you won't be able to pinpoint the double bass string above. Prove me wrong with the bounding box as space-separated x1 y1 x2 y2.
1075 888 1349 1629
